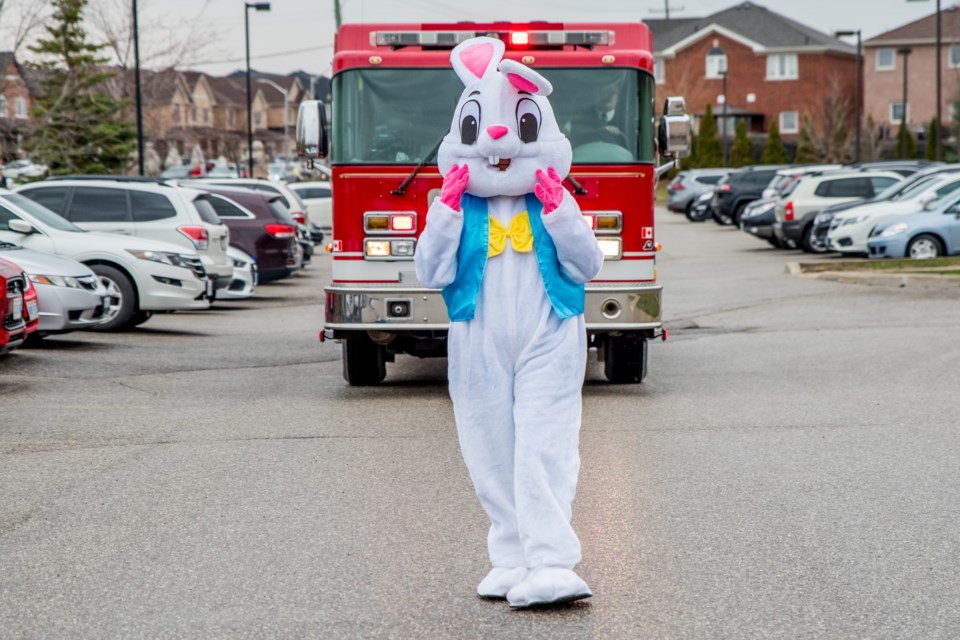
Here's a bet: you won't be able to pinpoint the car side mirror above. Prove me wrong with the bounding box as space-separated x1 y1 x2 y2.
296 100 329 161
920 192 937 209
8 219 34 234
658 96 691 159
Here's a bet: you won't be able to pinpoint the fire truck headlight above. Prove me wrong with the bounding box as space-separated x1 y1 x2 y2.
365 240 391 258
597 238 622 260
595 214 621 232
365 214 390 231
390 214 416 232
391 239 416 257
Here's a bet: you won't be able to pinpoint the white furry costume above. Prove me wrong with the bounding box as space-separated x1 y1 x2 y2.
414 37 603 608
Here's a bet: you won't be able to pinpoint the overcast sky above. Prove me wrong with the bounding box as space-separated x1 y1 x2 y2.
31 0 944 77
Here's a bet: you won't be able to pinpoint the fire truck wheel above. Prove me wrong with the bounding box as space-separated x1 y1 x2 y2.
342 333 387 386
603 334 648 384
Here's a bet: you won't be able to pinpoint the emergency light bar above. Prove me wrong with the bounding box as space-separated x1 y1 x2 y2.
373 30 612 48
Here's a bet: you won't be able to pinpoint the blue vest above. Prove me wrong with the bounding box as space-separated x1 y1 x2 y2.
441 193 585 322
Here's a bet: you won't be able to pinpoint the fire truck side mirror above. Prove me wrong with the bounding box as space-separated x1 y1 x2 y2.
659 96 691 159
297 100 329 160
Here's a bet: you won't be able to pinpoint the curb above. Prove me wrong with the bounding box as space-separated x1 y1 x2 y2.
786 262 960 290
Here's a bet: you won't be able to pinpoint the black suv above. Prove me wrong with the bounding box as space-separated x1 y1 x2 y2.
711 165 788 226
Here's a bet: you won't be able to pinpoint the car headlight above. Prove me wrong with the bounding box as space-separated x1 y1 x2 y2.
841 215 867 226
29 274 83 288
813 213 833 225
126 250 188 267
753 202 775 214
877 223 909 238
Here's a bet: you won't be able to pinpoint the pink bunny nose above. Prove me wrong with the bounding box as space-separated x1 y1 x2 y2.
486 125 508 140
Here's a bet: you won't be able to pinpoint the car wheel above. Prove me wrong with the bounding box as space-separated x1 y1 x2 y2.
906 234 943 259
712 207 733 226
731 202 748 227
342 332 387 386
603 333 648 384
130 310 153 327
801 224 829 254
89 265 137 331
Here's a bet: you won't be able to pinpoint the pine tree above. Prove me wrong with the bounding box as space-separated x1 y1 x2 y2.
683 131 700 169
24 0 135 175
760 120 789 164
895 121 916 159
697 104 723 167
925 117 938 161
794 115 820 163
728 119 753 167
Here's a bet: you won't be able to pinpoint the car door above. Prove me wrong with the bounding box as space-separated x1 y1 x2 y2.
941 200 960 252
63 187 132 235
205 194 259 259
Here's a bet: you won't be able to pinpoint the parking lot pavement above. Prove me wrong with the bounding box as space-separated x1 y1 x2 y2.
2 214 960 638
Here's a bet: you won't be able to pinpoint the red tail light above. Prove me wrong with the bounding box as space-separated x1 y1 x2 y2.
178 225 209 249
189 164 203 177
668 180 684 191
785 201 795 221
719 184 731 192
265 223 297 239
291 212 306 225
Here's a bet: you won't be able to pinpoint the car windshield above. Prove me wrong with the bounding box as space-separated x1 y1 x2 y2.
892 175 940 200
332 67 655 165
0 193 85 232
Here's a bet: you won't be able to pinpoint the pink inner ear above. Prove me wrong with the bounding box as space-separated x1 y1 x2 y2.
507 73 539 94
459 43 495 79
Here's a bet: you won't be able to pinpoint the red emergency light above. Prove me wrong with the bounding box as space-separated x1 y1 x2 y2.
510 31 530 46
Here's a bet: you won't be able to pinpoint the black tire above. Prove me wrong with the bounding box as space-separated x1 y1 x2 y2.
342 333 387 386
906 233 944 259
130 310 153 327
712 207 733 226
801 224 829 254
603 334 648 384
731 202 748 227
88 264 137 331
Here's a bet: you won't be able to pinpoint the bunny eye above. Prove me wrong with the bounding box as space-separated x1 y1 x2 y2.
459 100 481 145
516 98 541 143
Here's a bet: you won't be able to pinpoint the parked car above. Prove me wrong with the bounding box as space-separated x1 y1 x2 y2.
17 178 233 297
772 169 903 252
686 190 714 222
738 198 795 248
0 257 27 354
185 184 301 283
287 181 332 236
184 177 310 226
711 165 789 226
218 245 258 300
159 164 206 179
844 159 940 177
867 191 960 259
2 159 48 182
760 165 842 199
0 190 210 330
207 163 244 178
825 174 960 256
666 169 731 215
0 242 110 338
267 161 302 183
0 256 37 345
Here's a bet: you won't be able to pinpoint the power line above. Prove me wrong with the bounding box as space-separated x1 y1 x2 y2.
649 0 685 19
193 44 333 66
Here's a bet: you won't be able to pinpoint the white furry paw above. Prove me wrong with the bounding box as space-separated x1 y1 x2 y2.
477 567 528 599
506 567 592 609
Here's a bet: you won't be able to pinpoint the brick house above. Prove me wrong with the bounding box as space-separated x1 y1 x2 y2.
863 6 960 137
648 2 858 142
0 51 33 162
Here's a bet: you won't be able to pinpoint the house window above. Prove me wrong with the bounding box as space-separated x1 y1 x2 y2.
191 107 197 122
705 53 727 79
255 111 262 126
949 45 960 68
950 101 960 123
228 110 235 126
14 97 26 119
0 96 7 118
766 54 798 80
654 59 665 84
779 111 799 134
203 108 209 124
890 102 909 123
173 104 180 122
876 48 895 71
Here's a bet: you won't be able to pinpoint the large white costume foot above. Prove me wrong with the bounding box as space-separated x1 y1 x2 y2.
477 567 528 599
506 567 592 609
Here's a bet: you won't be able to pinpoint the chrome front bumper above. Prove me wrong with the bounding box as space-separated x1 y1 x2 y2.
324 283 662 332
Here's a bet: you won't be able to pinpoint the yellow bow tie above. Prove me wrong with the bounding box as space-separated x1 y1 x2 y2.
488 212 534 258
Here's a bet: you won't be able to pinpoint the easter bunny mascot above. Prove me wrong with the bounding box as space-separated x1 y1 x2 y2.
415 37 603 609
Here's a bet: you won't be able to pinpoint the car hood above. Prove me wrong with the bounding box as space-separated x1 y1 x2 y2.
819 198 875 216
0 245 95 277
834 201 923 222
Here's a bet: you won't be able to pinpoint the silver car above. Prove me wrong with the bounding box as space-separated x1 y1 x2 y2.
0 242 110 337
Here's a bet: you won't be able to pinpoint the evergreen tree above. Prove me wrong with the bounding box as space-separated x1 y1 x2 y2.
794 115 820 163
895 121 916 159
728 119 753 167
24 0 135 175
760 120 789 164
925 117 938 161
697 104 723 167
683 131 700 169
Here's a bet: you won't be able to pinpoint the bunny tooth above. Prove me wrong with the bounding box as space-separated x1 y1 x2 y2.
488 156 500 166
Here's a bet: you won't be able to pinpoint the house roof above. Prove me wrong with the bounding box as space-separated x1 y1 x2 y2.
648 1 855 56
865 5 960 46
206 76 248 107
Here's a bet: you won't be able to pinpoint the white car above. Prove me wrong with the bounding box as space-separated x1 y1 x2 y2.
17 179 233 296
0 190 210 330
826 174 960 255
287 181 332 231
183 178 309 226
0 242 111 337
218 245 257 300
2 159 48 182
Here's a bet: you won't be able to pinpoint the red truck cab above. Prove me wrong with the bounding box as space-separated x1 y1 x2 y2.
0 257 28 354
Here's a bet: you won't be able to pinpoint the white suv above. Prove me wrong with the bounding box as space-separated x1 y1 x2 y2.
17 179 233 296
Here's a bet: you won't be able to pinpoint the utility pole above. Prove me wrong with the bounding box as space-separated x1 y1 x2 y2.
334 0 342 29
649 0 685 19
133 0 144 175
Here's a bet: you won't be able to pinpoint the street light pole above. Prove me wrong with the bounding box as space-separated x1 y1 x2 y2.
720 70 728 166
245 2 271 178
898 47 912 158
133 0 144 175
835 30 862 162
257 78 289 160
707 45 728 167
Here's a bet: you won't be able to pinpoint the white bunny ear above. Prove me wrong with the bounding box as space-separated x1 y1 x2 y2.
499 59 553 97
450 37 505 87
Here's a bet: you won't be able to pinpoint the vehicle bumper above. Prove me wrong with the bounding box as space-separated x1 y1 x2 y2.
867 237 908 259
136 263 210 311
35 284 111 333
323 283 663 332
781 219 806 242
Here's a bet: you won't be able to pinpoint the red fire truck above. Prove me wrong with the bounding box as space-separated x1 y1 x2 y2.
297 22 690 386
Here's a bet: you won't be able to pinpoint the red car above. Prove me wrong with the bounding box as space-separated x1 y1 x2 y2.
0 257 28 354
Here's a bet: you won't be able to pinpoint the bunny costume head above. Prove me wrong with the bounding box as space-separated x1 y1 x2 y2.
437 37 572 198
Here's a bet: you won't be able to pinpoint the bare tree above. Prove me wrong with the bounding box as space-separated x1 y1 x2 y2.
811 76 853 163
0 0 49 55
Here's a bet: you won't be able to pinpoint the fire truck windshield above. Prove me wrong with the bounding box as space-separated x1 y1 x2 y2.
332 67 655 165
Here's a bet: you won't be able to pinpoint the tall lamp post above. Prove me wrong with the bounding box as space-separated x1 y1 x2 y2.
835 30 862 162
898 47 912 158
708 45 729 166
132 0 144 175
257 78 290 161
245 2 271 178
